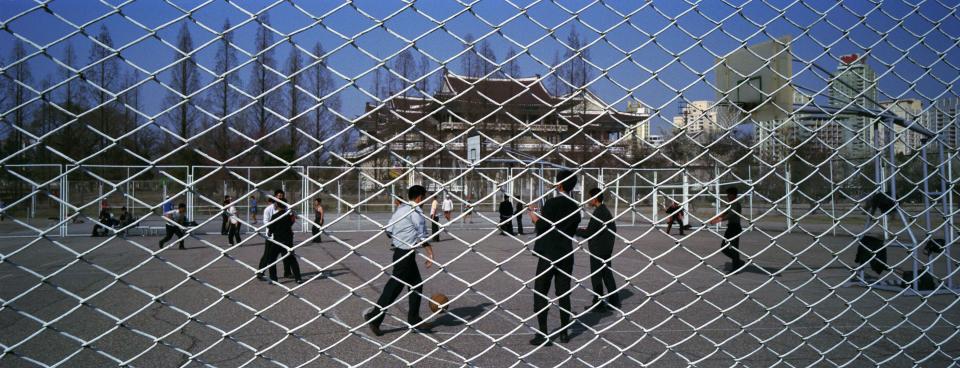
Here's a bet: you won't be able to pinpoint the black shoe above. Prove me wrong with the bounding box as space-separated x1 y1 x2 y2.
179 244 185 250
256 274 266 281
295 279 304 284
529 336 552 346
158 242 164 249
727 261 745 275
555 331 569 344
364 312 383 336
411 321 433 333
585 298 608 312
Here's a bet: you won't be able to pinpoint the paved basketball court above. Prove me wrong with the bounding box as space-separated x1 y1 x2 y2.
1 212 957 367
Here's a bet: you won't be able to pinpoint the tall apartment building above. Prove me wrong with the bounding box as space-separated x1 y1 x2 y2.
829 53 879 159
880 99 923 154
627 100 653 145
672 101 741 142
922 97 959 148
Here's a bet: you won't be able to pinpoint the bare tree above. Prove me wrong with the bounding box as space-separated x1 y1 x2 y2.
416 52 433 94
504 47 521 78
460 33 483 77
164 22 203 162
3 40 32 157
372 67 386 100
284 45 307 161
391 49 417 96
247 14 281 163
206 19 241 161
86 25 119 154
477 40 496 76
62 41 84 112
309 42 343 164
120 71 156 161
549 50 563 96
561 27 592 96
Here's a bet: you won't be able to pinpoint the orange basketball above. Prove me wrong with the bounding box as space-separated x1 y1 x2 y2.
429 293 449 313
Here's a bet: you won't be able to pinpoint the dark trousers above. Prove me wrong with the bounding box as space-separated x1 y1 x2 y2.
259 233 294 276
227 222 241 245
499 216 515 235
160 225 185 248
371 248 423 326
588 243 620 307
93 218 117 236
532 254 574 336
311 225 322 243
221 215 229 235
258 237 301 281
721 224 743 266
666 214 683 235
431 215 440 241
516 217 524 234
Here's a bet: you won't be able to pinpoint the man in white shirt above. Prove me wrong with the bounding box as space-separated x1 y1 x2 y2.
159 203 188 250
258 189 293 279
364 185 436 336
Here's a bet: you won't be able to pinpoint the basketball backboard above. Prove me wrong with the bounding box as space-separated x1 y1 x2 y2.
467 135 480 164
716 36 794 122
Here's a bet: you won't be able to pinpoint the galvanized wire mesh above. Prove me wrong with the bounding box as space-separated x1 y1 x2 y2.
1 0 959 366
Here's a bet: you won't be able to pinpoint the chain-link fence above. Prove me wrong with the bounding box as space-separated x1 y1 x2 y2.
1 0 959 366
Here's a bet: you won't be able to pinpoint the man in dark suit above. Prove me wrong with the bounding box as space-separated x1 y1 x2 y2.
527 170 581 346
499 196 515 235
259 201 303 284
577 188 620 312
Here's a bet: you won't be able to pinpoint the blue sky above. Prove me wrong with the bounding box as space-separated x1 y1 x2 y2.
2 0 959 136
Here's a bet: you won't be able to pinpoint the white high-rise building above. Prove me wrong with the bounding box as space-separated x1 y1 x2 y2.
922 97 959 148
756 92 812 160
672 101 741 142
880 99 923 154
627 100 653 145
829 53 879 159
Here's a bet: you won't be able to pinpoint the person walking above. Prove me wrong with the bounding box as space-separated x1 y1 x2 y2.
249 195 259 224
515 198 525 235
442 194 453 222
311 197 324 243
499 196 515 235
429 195 441 242
577 188 620 312
527 170 581 346
709 187 746 273
363 185 436 336
664 198 684 235
159 203 188 250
